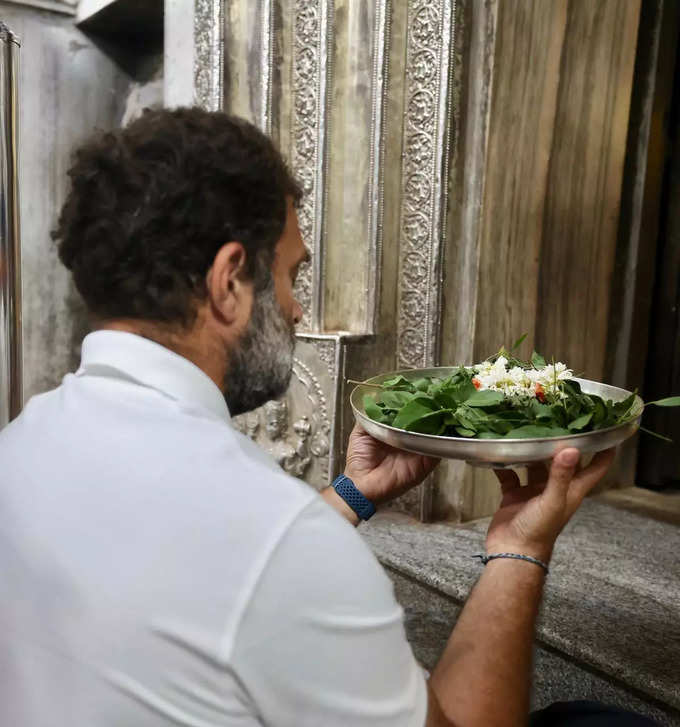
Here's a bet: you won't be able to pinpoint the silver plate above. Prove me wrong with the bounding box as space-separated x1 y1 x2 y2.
351 368 643 468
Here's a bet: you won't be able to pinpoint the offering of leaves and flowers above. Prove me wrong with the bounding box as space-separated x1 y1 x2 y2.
360 345 680 440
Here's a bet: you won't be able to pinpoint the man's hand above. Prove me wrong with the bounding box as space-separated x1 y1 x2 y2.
487 447 615 562
343 424 439 506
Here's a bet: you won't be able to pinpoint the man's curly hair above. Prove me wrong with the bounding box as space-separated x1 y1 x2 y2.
54 107 302 326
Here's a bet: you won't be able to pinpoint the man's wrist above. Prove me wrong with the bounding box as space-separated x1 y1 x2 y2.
331 474 377 520
485 541 553 564
342 469 378 504
321 486 360 527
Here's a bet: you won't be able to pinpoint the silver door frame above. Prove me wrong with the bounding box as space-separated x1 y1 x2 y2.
0 20 21 427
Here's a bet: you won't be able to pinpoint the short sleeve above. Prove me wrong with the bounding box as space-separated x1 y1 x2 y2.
229 497 428 727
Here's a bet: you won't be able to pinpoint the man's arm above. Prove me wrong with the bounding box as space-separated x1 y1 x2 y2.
429 449 613 727
338 427 613 727
425 558 545 726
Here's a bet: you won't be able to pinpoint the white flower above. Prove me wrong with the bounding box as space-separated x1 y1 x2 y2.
536 363 573 392
472 357 573 400
508 366 531 386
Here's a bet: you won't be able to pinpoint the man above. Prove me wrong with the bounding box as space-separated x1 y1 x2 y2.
0 108 649 726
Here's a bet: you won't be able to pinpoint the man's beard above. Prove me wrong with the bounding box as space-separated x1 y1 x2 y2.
223 279 297 416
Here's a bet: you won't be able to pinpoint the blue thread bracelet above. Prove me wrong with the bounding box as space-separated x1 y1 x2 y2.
332 474 376 521
472 552 550 575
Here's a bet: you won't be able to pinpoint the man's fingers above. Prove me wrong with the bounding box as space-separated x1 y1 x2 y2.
494 468 521 494
543 448 580 504
570 448 615 502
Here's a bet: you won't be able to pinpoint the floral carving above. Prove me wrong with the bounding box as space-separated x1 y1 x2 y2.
297 47 317 80
401 290 426 321
194 0 223 111
405 132 434 169
412 6 440 44
403 213 430 247
404 172 432 209
291 0 329 331
408 90 436 129
397 0 454 370
403 252 430 288
411 49 438 87
310 339 337 381
399 328 425 367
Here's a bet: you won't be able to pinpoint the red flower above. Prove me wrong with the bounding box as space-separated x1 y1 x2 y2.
535 383 546 403
473 377 482 390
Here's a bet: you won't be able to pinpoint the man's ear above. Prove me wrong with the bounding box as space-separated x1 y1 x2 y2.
206 242 250 323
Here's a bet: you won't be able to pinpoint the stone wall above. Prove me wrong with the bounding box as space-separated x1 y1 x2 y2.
0 1 130 400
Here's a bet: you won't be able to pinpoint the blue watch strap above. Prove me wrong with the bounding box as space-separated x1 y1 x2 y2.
332 474 376 520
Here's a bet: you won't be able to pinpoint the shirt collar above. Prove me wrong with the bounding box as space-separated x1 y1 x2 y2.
77 330 231 423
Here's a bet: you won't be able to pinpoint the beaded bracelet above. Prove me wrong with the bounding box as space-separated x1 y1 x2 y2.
472 552 550 575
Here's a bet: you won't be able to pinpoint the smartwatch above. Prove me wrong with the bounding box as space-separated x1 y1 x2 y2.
332 474 377 520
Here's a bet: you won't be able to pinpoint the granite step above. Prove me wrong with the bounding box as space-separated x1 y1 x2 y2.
360 496 680 726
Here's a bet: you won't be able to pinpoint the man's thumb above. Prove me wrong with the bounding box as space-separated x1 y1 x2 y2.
544 448 580 501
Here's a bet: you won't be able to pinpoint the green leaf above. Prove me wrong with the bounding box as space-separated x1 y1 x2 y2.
505 425 571 439
530 400 556 421
562 379 582 397
590 396 608 426
613 393 636 413
408 410 446 434
465 390 506 408
568 413 593 431
379 390 414 410
454 406 486 433
646 396 680 408
511 333 528 352
454 427 476 438
445 379 477 404
381 375 414 391
531 351 546 368
364 396 390 424
613 393 639 424
443 411 459 426
432 391 458 411
411 377 431 392
391 396 438 430
478 431 501 439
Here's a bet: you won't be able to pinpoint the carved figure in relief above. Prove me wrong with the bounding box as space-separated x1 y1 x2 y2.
290 416 312 477
262 400 297 473
262 401 317 478
232 411 260 440
244 411 260 440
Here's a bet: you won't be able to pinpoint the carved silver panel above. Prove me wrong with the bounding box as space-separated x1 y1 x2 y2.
290 0 332 331
396 0 455 369
259 0 275 135
0 20 22 427
233 338 338 489
194 0 224 111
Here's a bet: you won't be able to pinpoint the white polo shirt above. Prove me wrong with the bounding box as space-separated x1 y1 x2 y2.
0 331 427 726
